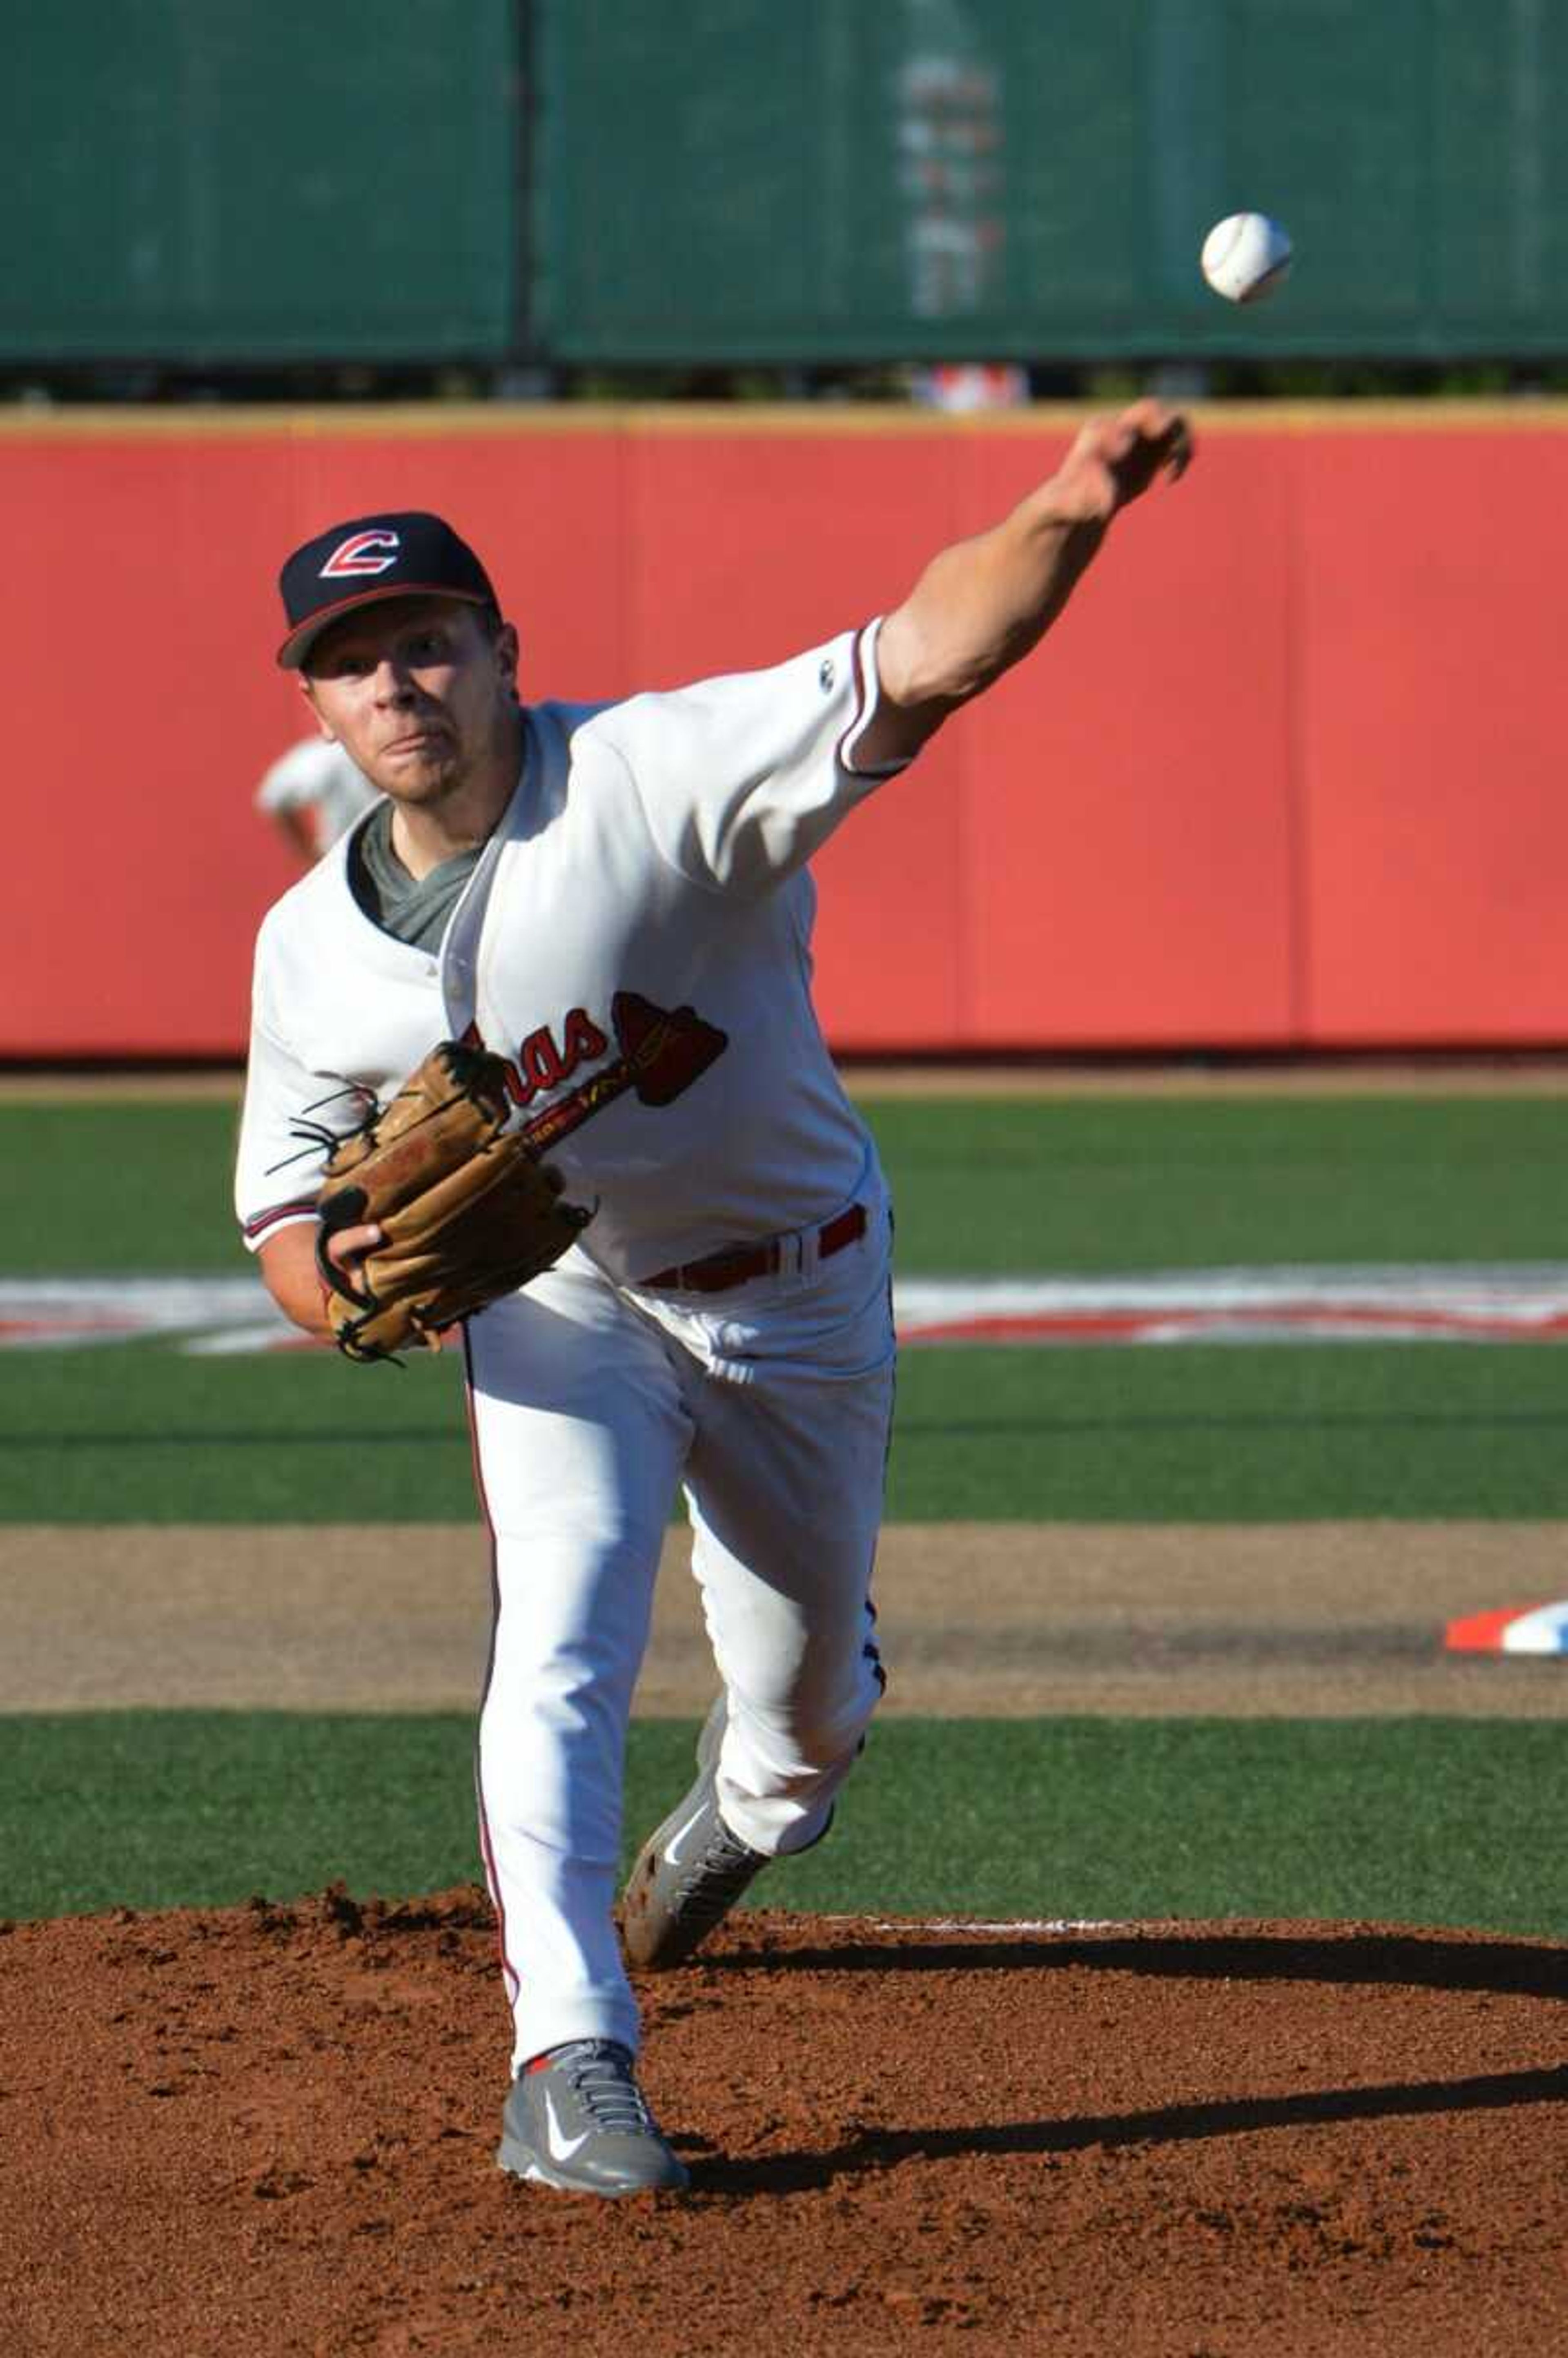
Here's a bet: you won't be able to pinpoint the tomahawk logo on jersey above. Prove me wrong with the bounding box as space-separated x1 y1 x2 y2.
463 993 727 1138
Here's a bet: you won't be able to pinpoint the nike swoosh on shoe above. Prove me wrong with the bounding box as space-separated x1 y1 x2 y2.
662 1795 713 1867
543 2090 592 2162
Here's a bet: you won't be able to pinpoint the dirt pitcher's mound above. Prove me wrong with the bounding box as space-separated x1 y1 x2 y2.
4 1894 1566 2357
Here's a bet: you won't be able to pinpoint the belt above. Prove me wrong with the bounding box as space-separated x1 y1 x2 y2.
640 1203 868 1295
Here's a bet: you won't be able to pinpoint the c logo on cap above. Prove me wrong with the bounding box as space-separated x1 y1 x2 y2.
320 530 401 579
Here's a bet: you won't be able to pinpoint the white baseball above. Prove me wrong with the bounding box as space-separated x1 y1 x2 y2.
1200 213 1293 305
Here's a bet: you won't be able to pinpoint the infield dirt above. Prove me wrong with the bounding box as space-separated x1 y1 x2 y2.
4 1892 1566 2355
6 1519 1567 1716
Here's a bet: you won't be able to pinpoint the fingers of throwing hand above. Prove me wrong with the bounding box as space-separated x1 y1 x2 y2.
1160 415 1194 479
1105 404 1193 502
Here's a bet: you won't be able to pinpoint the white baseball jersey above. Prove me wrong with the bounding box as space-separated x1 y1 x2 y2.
236 623 904 1281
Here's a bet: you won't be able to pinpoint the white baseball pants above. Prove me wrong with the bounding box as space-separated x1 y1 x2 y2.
464 1196 894 2071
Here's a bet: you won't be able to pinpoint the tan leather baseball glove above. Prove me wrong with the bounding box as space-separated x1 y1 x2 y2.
315 1040 594 1363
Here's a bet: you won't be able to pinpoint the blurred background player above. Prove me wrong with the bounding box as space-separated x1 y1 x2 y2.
254 735 379 865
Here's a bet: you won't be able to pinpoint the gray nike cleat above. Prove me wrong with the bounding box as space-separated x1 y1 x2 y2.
497 2038 689 2196
621 1696 771 1970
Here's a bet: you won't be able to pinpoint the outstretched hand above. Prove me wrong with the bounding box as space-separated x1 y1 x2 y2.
1049 399 1192 526
862 393 1194 767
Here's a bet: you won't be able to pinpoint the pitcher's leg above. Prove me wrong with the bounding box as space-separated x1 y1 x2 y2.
466 1266 691 2070
682 1254 895 1858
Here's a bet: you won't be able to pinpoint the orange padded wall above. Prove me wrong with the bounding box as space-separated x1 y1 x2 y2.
3 406 1566 1057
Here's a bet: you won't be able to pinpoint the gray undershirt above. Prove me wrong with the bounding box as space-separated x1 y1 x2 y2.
348 802 483 953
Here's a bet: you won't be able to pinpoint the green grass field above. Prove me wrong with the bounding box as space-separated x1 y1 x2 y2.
5 1713 1564 1939
2 1089 1565 1933
8 1331 1568 1521
6 1093 1567 1276
4 1095 1568 1521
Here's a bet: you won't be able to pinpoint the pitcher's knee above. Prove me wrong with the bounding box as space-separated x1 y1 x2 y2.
813 1630 886 1739
744 1659 882 1781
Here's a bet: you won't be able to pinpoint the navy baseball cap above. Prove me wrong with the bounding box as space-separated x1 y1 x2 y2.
276 510 499 670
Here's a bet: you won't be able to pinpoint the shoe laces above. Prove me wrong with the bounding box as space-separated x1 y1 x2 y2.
674 1817 764 1923
553 2039 657 2133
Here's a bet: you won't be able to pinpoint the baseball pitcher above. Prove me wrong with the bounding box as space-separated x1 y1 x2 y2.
234 403 1191 2197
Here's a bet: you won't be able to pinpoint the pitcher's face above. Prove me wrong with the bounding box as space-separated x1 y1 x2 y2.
303 597 519 807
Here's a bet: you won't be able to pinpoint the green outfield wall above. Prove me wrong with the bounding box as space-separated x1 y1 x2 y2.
10 1 1568 367
8 0 519 361
538 0 1568 364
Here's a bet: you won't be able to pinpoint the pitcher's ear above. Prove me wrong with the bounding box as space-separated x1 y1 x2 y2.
298 677 337 742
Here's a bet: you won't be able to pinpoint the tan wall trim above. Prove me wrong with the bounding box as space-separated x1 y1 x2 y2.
2 398 1568 442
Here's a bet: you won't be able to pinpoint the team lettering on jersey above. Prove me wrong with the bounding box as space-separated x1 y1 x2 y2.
462 991 728 1153
502 1007 611 1107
